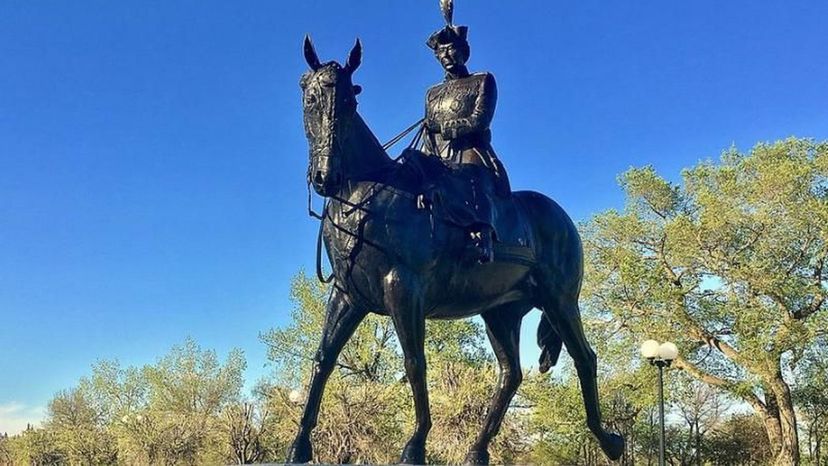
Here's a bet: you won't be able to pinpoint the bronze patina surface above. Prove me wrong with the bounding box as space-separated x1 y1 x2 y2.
287 3 624 464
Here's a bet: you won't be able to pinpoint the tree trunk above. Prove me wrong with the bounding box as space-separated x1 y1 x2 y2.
808 414 825 466
769 373 800 465
809 425 815 466
762 389 784 458
694 418 701 466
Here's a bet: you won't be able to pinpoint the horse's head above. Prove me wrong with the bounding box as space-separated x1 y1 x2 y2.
300 36 363 196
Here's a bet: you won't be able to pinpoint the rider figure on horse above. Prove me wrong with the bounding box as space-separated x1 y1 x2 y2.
421 12 511 264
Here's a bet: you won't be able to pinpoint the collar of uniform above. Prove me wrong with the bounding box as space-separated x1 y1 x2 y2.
445 66 470 80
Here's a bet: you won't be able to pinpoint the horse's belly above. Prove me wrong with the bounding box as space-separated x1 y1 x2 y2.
426 262 533 319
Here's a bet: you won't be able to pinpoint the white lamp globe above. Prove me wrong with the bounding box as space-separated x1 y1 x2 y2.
640 339 661 359
659 342 679 361
289 389 304 404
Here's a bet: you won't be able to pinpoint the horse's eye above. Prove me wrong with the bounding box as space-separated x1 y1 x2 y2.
305 94 317 106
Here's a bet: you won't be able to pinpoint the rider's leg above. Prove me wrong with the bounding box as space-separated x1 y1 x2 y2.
464 164 497 263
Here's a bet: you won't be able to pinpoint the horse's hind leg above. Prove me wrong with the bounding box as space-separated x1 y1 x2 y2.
542 293 625 461
286 288 367 464
465 303 531 465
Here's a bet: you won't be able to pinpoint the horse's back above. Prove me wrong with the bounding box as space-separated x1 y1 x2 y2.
512 190 584 292
512 190 580 245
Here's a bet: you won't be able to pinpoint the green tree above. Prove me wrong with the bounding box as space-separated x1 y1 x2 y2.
221 401 270 464
0 433 12 466
581 138 828 465
84 338 245 465
704 414 773 465
45 387 117 465
673 377 730 466
5 426 65 466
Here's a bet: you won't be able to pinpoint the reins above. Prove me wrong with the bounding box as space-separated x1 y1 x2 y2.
309 118 425 283
382 118 425 152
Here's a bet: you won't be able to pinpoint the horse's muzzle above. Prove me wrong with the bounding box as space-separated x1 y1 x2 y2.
311 169 342 196
309 153 343 196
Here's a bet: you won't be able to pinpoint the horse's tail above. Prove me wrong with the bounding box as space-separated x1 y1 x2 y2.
537 313 562 373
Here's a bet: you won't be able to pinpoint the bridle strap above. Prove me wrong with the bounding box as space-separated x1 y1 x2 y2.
307 180 325 220
315 205 334 283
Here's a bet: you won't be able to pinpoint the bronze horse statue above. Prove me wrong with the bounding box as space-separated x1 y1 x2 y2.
288 37 624 465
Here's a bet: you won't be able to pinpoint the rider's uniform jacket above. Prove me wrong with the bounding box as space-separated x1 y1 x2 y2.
423 71 509 195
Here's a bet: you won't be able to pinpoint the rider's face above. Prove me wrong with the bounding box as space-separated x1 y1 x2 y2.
435 43 465 72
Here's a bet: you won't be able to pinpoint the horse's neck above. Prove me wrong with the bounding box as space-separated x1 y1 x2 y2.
343 113 393 183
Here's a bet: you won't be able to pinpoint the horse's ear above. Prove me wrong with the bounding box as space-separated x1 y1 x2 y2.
344 38 362 75
304 35 322 71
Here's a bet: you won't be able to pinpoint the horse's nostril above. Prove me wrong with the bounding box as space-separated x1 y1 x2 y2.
314 171 325 185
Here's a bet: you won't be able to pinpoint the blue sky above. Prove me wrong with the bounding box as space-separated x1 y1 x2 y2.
1 1 826 433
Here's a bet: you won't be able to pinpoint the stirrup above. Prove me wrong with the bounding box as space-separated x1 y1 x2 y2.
469 228 494 264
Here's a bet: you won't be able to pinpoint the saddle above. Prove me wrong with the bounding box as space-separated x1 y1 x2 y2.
395 149 536 266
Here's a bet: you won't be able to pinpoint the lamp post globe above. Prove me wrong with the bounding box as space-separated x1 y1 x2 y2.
289 389 305 404
659 341 678 361
640 339 661 359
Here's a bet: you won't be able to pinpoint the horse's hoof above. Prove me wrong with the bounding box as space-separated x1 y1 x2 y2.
600 432 625 461
400 441 426 464
463 449 490 465
286 437 313 464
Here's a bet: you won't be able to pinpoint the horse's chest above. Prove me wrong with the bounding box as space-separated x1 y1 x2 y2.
325 208 366 260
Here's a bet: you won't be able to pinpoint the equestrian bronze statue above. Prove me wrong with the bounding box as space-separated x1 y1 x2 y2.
287 7 624 464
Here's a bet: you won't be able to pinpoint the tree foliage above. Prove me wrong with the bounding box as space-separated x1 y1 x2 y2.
704 414 774 465
45 387 117 465
4 427 64 466
82 338 246 465
581 138 828 464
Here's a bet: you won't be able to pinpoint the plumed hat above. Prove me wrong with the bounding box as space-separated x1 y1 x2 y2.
427 25 469 50
426 0 469 50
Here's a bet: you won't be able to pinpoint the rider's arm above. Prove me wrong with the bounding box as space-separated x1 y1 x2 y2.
441 73 497 139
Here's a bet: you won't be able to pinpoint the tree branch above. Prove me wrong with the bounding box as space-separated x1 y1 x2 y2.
793 255 826 319
673 356 767 413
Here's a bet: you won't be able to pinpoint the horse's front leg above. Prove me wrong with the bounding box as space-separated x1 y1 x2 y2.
384 269 431 464
287 288 367 464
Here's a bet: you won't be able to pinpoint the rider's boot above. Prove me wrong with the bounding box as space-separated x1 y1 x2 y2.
470 225 494 264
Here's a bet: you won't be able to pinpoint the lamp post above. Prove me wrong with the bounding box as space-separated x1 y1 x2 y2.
640 339 678 466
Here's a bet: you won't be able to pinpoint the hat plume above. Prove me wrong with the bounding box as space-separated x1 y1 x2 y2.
440 0 454 25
